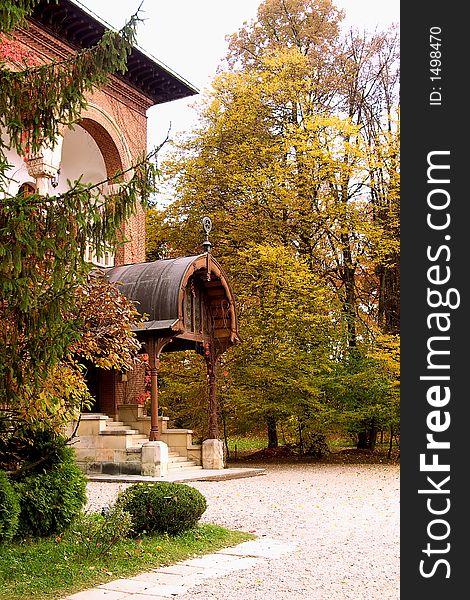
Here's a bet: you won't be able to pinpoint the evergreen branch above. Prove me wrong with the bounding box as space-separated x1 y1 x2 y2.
0 7 143 157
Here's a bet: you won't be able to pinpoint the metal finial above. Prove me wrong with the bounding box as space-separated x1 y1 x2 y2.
201 216 212 253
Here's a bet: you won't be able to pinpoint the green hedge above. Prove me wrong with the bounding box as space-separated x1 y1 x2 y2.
14 447 87 538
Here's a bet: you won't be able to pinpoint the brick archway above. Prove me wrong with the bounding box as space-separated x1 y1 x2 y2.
58 105 145 265
74 103 133 182
79 118 123 180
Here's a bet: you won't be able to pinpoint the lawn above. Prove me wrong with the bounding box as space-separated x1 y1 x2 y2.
0 524 254 600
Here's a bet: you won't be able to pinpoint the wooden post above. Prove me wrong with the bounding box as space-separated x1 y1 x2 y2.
148 337 160 441
147 336 172 441
207 364 218 439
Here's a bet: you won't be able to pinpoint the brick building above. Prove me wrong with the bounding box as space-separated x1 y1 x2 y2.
2 0 197 266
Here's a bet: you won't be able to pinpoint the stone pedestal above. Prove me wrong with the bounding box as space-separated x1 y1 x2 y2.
202 439 225 470
141 441 169 477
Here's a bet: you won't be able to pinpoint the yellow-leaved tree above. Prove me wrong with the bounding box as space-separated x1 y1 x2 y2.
150 0 400 450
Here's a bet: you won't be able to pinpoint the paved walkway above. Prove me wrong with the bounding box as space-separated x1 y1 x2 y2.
64 466 272 599
86 465 267 484
63 537 297 600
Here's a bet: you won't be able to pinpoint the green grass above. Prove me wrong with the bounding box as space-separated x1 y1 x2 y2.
227 434 267 452
0 525 254 600
326 434 357 450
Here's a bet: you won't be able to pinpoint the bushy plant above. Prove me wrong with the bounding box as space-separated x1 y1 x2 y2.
14 447 87 538
0 469 20 542
0 425 71 474
303 432 330 458
66 505 133 557
115 482 207 535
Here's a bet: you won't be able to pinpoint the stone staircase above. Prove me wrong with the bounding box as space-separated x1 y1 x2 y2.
71 413 202 476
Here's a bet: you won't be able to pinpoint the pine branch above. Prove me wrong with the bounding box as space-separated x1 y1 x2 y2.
0 6 142 157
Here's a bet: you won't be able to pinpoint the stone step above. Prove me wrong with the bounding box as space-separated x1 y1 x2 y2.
95 416 202 471
126 447 143 454
169 455 194 463
101 428 140 435
125 447 201 470
168 461 202 470
130 437 148 445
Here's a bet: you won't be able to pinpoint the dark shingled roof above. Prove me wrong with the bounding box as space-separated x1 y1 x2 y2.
29 0 199 105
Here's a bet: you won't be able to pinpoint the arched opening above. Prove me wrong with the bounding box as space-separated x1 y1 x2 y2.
59 123 119 267
18 182 36 196
79 118 123 180
59 123 107 190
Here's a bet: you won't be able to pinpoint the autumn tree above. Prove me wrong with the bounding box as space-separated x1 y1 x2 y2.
154 0 399 448
222 245 338 450
0 1 156 431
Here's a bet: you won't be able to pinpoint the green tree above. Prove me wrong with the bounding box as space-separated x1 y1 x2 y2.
0 1 156 428
151 245 339 450
325 334 399 450
224 245 338 449
161 0 399 343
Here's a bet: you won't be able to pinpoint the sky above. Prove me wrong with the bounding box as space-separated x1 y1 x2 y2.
77 0 399 158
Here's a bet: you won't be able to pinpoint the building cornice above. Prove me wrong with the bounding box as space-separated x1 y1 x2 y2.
27 0 199 107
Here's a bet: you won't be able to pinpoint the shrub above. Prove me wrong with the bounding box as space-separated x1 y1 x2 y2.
0 470 20 542
14 447 87 538
66 505 133 558
115 481 207 535
0 426 70 473
303 432 330 458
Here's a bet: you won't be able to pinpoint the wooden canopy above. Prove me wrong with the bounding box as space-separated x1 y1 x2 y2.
106 254 240 441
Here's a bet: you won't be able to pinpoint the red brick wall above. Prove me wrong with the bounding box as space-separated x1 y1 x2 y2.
99 370 117 416
116 361 147 406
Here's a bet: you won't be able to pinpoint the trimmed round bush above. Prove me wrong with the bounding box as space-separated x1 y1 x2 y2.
0 470 20 542
14 447 87 538
115 481 207 535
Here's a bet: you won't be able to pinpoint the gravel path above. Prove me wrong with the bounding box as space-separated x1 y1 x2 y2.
85 462 400 600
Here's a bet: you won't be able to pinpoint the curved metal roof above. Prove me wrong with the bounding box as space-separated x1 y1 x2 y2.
107 255 197 327
106 255 240 349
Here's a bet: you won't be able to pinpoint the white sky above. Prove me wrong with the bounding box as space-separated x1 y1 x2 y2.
76 0 399 157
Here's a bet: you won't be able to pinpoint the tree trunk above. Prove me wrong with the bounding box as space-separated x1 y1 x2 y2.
266 415 278 448
357 419 377 450
369 418 377 450
298 418 304 456
377 260 400 335
341 235 357 349
388 425 394 459
357 430 369 449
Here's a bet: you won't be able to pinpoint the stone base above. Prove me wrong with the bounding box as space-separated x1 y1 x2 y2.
141 441 169 477
202 439 225 470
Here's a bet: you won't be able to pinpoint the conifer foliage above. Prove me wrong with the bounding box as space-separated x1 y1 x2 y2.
0 1 155 428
